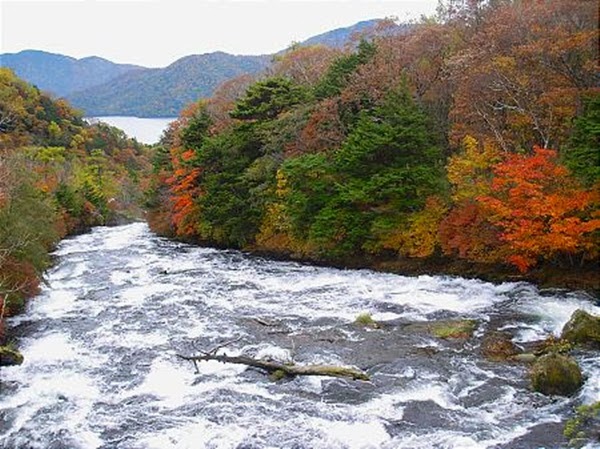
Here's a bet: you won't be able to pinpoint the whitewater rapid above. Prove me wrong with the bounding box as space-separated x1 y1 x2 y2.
0 223 598 448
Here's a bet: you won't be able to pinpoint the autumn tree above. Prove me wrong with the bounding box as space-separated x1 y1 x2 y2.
289 98 346 156
439 135 504 262
299 83 445 257
479 147 600 271
448 0 598 151
271 44 340 87
314 39 376 99
205 74 256 133
0 70 151 332
446 135 500 202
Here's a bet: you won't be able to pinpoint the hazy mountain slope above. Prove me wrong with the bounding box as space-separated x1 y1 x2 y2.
67 52 270 117
0 50 144 97
301 19 382 48
2 19 402 117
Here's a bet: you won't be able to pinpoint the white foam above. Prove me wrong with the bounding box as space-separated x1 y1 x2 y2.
579 355 600 404
138 419 248 449
395 383 462 410
313 419 391 449
0 337 103 449
513 294 600 342
19 332 79 363
355 392 406 422
117 282 180 307
28 289 78 319
371 311 403 321
101 222 147 250
49 261 89 281
95 330 169 348
125 358 196 407
3 223 598 449
253 344 293 363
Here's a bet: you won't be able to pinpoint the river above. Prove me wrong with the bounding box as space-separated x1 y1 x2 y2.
1 223 599 448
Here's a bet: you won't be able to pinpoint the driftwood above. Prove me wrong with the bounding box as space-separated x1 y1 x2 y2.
176 338 369 381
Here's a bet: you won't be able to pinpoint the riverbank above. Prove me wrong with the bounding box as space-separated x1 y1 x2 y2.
165 232 600 297
0 215 143 361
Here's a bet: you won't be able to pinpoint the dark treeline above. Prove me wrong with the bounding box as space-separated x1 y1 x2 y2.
146 0 599 283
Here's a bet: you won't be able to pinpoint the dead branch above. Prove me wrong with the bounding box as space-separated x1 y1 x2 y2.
177 352 369 381
177 340 369 381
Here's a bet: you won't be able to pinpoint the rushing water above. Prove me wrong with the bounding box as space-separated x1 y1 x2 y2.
1 223 599 449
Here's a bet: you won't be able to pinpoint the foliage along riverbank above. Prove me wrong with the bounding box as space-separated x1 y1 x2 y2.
146 0 599 294
0 68 152 347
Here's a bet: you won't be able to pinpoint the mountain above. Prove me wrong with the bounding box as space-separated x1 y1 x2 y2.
66 52 270 117
1 19 399 117
301 19 383 48
0 50 144 97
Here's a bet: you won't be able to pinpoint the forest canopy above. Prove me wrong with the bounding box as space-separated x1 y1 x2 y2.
146 0 599 276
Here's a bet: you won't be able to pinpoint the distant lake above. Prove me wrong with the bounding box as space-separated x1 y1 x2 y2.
86 116 177 145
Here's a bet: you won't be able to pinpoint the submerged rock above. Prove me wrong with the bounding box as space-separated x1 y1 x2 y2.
481 331 520 361
0 346 24 366
429 319 477 339
530 353 583 396
561 309 600 348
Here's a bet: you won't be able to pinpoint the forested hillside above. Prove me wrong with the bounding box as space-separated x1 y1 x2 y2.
0 68 151 337
67 52 271 117
146 0 599 285
300 19 407 49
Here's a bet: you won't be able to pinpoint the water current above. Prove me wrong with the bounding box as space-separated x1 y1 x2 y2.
1 223 599 449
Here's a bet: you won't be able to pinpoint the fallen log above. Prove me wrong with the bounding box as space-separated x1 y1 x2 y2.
176 340 369 381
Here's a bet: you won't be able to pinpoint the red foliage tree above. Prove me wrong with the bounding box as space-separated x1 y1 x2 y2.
479 147 600 271
167 148 202 238
439 200 504 263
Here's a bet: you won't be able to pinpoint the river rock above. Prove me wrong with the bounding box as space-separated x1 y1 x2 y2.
402 319 477 340
430 319 477 339
511 353 537 363
0 346 24 366
481 331 520 360
564 401 600 448
561 309 600 348
530 353 583 396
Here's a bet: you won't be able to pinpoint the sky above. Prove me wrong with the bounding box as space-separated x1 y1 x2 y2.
1 0 438 68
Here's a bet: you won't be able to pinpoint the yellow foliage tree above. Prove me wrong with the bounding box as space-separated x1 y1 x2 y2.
446 135 500 202
378 196 448 258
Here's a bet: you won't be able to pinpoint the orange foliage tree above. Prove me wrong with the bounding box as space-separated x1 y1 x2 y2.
167 148 202 238
479 147 600 271
439 135 505 263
